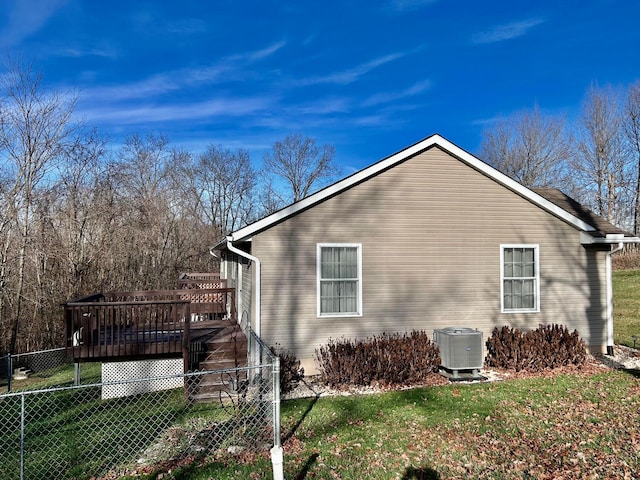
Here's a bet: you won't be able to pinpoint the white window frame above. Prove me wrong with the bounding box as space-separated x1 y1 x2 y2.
317 243 363 317
500 244 540 313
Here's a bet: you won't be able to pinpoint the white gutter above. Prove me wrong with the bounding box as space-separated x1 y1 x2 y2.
226 236 261 337
606 240 625 356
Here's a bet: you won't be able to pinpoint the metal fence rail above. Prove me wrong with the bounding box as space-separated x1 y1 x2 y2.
0 353 9 391
0 324 280 480
2 348 78 394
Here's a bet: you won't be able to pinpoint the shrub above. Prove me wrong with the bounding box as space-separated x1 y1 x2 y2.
315 331 441 387
612 248 640 270
485 324 587 372
270 344 304 394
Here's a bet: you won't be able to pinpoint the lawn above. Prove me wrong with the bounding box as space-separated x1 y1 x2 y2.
121 270 640 479
131 368 640 479
614 269 640 348
6 270 640 479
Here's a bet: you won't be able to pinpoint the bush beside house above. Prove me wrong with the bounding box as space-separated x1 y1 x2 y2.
485 324 587 372
315 331 441 387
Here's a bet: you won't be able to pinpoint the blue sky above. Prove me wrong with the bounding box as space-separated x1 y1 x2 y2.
1 0 639 173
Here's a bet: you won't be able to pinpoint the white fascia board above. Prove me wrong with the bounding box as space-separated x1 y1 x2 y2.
230 134 597 241
581 232 640 244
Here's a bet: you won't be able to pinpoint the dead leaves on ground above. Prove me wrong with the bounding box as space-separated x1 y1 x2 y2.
286 368 640 479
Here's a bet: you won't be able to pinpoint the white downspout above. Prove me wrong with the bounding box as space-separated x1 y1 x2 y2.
606 242 624 356
226 236 261 337
226 237 283 480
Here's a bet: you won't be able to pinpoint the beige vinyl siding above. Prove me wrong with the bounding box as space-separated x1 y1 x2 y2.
235 258 253 326
251 146 607 371
221 252 254 326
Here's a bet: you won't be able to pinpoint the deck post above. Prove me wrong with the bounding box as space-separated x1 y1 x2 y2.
182 301 191 401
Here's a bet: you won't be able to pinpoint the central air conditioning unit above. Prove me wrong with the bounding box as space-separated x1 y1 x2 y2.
433 327 484 378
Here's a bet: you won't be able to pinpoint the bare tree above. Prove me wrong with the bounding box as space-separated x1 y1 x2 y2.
573 85 631 225
624 81 640 235
51 128 109 297
263 133 338 203
112 133 179 288
258 177 287 216
0 60 76 354
479 105 571 188
184 145 257 233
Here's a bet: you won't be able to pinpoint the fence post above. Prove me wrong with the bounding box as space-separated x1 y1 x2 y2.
20 393 25 480
7 353 12 393
270 356 283 480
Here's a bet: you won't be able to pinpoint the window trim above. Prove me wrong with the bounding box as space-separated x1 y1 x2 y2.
500 244 540 313
317 243 363 317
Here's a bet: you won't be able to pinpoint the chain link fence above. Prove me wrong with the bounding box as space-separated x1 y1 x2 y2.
0 325 280 480
0 353 9 391
1 348 84 394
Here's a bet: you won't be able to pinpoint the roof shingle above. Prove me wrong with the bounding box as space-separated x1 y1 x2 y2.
531 187 632 237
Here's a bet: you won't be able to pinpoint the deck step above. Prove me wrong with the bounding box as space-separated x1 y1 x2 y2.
190 369 248 403
189 391 246 404
13 367 32 380
187 321 248 401
201 358 246 370
203 349 246 361
204 328 246 345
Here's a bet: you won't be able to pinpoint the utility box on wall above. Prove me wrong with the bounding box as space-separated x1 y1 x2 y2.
434 327 483 378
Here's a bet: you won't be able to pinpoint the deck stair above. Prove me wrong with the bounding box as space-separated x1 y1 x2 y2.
12 367 32 380
189 321 248 403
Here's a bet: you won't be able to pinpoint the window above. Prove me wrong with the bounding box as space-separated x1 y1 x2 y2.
318 244 362 316
501 245 539 312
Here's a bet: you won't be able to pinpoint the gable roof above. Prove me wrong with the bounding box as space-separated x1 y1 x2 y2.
221 134 638 246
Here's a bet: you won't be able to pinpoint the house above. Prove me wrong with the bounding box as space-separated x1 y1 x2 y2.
215 134 639 373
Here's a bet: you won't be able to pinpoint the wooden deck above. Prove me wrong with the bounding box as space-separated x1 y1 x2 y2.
63 288 239 372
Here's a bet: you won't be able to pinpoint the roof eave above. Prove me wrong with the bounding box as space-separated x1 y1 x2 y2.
580 233 640 245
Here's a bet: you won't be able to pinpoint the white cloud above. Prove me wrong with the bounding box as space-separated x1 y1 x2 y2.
244 41 286 62
291 97 351 115
166 18 207 35
77 95 275 126
362 79 432 107
295 52 407 86
0 0 67 49
386 0 438 13
82 73 186 102
80 42 286 102
353 114 389 126
472 18 545 45
53 45 118 59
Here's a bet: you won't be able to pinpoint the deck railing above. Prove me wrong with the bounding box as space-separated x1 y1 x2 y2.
64 288 236 368
178 272 225 290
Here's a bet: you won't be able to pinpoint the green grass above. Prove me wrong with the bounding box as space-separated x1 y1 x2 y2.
131 370 640 479
614 269 640 347
6 362 102 392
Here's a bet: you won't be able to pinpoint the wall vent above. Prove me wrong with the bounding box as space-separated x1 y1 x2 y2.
433 327 483 372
